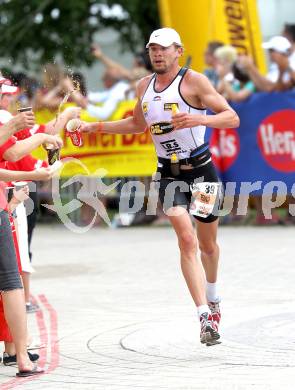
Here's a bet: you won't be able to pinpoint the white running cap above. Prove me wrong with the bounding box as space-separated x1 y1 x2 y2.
146 28 182 48
0 77 18 94
262 36 291 54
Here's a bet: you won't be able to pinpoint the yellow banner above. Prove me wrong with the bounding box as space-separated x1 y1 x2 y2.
33 101 157 177
158 0 266 73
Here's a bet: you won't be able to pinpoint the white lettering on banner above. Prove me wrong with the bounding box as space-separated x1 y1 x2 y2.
259 124 295 159
212 129 236 157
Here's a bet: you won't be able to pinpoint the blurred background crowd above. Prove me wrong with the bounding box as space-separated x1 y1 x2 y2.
2 22 294 113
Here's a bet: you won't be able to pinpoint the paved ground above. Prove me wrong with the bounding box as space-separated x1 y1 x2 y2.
0 224 295 390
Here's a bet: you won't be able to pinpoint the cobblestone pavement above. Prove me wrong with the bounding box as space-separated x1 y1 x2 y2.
0 225 295 390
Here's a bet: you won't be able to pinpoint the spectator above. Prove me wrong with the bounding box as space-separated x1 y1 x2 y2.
221 62 256 102
0 185 40 365
0 76 80 312
71 71 87 97
203 41 224 86
91 44 151 81
33 63 65 111
282 23 295 60
214 45 238 96
0 165 52 376
237 36 295 91
0 114 54 376
63 68 130 120
16 74 39 108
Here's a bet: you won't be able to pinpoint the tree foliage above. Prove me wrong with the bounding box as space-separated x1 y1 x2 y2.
0 0 160 70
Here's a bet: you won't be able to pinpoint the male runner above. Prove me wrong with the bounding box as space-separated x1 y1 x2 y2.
80 28 240 345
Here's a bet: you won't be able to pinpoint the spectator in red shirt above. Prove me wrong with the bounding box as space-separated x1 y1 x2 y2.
0 80 66 376
0 162 53 376
0 78 80 313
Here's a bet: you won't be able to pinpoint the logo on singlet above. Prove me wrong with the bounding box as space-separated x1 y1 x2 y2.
142 102 148 115
257 110 295 172
164 103 179 111
160 139 181 153
153 96 161 101
150 122 174 135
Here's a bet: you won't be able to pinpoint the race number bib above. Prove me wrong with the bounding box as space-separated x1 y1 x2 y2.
189 182 220 218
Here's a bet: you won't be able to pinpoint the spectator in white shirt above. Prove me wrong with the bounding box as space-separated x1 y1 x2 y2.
237 36 295 91
63 68 130 120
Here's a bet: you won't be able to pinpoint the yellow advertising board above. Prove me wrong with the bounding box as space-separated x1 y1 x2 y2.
33 102 157 177
158 0 266 73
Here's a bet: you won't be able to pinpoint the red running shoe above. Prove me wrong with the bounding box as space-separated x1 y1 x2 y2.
208 300 221 330
200 312 220 346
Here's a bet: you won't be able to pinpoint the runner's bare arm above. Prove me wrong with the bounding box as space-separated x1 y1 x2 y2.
79 77 151 134
172 72 240 130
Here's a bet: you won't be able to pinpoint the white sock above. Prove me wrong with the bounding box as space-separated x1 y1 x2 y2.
197 304 210 317
206 282 218 302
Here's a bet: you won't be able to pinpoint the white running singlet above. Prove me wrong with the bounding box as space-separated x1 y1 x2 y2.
141 67 207 159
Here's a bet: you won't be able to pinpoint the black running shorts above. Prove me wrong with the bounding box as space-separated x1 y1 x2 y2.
155 161 221 223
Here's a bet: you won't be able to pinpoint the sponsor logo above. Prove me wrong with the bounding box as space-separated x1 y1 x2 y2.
150 122 173 135
257 109 295 172
142 102 148 115
210 128 240 172
153 96 161 101
164 103 179 111
160 139 181 153
224 0 249 55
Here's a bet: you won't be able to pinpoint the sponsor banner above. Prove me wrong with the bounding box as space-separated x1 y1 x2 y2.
33 101 157 177
158 0 266 73
207 91 295 194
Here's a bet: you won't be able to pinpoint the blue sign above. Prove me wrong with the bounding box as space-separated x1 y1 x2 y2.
207 91 295 194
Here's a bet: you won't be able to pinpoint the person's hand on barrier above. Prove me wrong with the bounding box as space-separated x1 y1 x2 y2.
11 111 35 131
172 113 206 130
43 134 63 149
12 185 30 204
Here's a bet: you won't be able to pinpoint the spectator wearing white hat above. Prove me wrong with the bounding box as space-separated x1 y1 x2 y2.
237 35 295 92
283 23 295 61
0 77 35 145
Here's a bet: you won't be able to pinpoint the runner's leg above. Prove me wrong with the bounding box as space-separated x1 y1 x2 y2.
196 219 219 285
168 207 207 307
196 219 221 327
